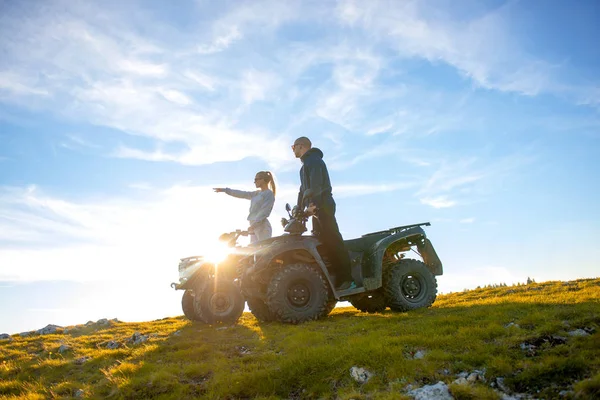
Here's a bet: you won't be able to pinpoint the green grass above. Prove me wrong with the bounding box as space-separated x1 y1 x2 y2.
1 278 598 399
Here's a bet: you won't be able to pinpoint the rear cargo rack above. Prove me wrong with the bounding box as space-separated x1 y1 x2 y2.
362 222 431 237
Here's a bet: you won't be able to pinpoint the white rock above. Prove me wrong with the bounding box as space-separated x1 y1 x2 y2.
130 332 148 345
568 329 589 337
106 340 119 349
414 350 427 359
19 331 33 337
496 377 509 393
467 373 479 383
96 318 109 325
350 366 373 384
58 344 71 353
0 333 11 340
37 324 62 335
409 381 453 400
505 322 520 328
453 377 468 385
74 389 85 398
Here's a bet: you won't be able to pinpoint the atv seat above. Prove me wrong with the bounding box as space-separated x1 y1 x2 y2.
344 232 389 252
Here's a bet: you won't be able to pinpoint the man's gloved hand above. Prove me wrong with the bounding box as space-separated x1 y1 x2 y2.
306 203 318 217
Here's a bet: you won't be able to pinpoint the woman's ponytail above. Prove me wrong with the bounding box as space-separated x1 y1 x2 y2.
266 171 276 196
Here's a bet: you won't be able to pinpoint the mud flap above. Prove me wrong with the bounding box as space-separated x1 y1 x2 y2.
418 238 443 275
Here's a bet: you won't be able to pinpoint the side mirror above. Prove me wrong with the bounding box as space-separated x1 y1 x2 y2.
285 203 291 212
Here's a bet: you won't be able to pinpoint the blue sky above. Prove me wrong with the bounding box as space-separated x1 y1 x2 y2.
1 0 599 334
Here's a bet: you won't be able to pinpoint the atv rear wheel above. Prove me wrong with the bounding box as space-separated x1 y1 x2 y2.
182 290 201 321
383 259 437 312
247 297 276 322
194 280 244 324
267 263 330 324
350 289 387 313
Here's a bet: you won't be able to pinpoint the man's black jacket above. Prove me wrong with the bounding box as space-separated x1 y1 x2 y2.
297 148 334 209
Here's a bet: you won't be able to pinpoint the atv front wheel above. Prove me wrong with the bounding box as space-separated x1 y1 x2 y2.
247 297 276 322
350 289 387 313
383 259 437 312
267 263 330 324
194 280 245 324
182 290 201 321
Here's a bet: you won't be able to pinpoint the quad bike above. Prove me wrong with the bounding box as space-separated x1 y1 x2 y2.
171 190 443 324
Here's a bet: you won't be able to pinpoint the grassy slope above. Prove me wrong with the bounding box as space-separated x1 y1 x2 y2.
1 279 599 400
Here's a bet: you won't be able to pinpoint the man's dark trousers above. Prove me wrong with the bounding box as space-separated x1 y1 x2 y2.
312 199 352 286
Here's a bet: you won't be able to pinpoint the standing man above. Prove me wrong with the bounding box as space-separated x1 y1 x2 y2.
292 136 355 290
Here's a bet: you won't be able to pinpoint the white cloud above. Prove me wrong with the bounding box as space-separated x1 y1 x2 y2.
158 88 192 105
0 0 595 175
0 179 421 282
184 70 217 91
334 0 562 97
415 149 537 209
335 182 417 199
0 184 256 282
420 196 456 209
240 69 280 105
460 218 475 224
197 26 242 54
0 72 50 97
118 59 168 77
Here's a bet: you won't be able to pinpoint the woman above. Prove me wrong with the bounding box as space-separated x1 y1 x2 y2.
213 171 276 243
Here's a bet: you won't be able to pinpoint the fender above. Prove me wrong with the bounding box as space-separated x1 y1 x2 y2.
178 263 213 291
244 235 337 291
362 227 436 289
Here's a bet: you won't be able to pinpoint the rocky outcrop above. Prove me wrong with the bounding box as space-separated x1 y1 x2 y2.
350 366 373 384
409 381 453 400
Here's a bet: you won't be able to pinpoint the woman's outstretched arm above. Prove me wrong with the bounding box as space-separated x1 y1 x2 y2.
214 187 255 200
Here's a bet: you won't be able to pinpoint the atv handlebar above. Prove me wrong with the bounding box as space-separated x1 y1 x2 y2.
219 230 249 247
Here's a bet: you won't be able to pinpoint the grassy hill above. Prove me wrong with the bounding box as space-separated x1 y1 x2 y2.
1 279 598 400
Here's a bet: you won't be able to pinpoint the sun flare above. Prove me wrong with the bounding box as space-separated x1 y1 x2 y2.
202 243 231 265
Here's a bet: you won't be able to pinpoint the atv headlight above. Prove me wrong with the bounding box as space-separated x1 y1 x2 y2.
203 242 231 265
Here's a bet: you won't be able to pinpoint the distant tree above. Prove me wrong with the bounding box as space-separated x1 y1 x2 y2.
527 277 532 285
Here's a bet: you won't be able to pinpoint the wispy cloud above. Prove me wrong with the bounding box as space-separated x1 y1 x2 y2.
60 135 100 151
420 196 456 209
0 0 595 175
197 26 242 54
414 148 537 208
335 182 417 199
0 72 50 97
0 179 424 282
0 184 251 281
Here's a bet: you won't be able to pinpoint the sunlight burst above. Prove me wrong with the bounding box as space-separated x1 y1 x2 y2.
202 242 231 265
